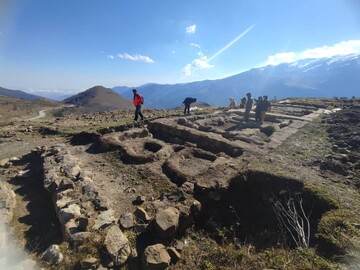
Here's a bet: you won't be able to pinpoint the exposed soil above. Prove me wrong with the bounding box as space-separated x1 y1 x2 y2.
1 100 360 269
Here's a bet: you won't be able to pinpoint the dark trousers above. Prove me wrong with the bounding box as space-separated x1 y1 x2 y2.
255 109 261 121
134 105 144 121
184 104 190 114
244 108 251 121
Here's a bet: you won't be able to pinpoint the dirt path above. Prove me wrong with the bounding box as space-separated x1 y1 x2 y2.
27 109 48 120
26 104 74 121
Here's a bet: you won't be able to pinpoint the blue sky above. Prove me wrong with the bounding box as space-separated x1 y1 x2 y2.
0 0 360 96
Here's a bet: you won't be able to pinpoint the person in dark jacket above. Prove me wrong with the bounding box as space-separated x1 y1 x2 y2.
132 89 144 121
240 97 246 108
183 97 197 115
244 92 253 121
254 96 263 122
260 95 271 124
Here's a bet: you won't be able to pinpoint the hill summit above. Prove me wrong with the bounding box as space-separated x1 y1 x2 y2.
64 85 133 113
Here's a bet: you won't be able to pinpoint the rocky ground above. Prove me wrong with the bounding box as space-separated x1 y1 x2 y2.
0 99 360 270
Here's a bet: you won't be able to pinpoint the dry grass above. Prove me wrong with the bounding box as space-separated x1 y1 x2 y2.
174 229 337 270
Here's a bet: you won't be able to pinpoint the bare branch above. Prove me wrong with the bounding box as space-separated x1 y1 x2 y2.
270 191 311 248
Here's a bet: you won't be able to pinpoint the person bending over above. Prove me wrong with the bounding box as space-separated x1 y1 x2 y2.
182 97 197 115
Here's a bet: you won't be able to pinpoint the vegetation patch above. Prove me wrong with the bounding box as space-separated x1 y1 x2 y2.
316 209 360 261
176 230 337 270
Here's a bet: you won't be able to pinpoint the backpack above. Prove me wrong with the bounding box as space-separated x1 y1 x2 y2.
140 95 144 104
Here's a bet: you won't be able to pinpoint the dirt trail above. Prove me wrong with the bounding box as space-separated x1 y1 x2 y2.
27 109 48 120
26 104 74 121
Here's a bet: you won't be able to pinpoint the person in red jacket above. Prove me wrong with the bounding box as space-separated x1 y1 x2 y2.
132 89 144 121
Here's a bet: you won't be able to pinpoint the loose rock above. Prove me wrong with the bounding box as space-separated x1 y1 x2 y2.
154 207 179 239
92 209 116 230
134 207 152 223
119 212 135 229
81 257 98 269
104 225 131 266
142 243 171 270
42 244 64 265
59 204 81 225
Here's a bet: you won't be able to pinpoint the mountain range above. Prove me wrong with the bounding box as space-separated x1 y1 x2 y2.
113 54 360 109
0 86 44 100
1 54 359 110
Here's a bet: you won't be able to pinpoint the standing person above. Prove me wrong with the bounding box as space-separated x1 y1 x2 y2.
182 97 197 115
240 97 246 108
244 92 253 121
132 89 144 121
254 96 263 122
260 95 271 124
229 97 236 108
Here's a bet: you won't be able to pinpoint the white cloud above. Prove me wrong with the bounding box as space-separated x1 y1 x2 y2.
300 40 360 58
182 64 193 76
265 40 360 66
186 24 196 34
190 43 201 48
118 53 154 63
106 54 115 59
266 52 296 65
182 52 214 76
27 88 76 94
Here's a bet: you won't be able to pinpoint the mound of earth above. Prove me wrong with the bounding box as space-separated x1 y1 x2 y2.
63 85 134 113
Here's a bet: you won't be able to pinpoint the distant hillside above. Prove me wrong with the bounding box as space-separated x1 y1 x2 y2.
63 85 133 113
0 95 61 122
0 86 44 100
113 54 360 109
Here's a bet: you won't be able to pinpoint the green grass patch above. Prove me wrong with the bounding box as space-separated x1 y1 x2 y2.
316 209 360 260
175 229 338 270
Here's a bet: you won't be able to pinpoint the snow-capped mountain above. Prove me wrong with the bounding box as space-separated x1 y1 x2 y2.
113 54 360 109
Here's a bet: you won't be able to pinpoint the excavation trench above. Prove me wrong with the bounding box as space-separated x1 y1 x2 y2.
162 148 217 186
148 120 244 157
8 152 62 262
193 171 334 249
